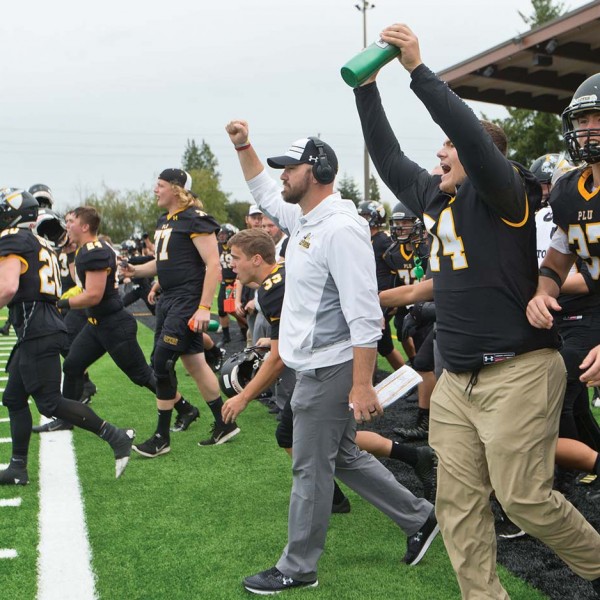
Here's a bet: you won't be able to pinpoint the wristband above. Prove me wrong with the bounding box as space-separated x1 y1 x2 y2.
235 143 251 152
57 298 70 310
198 305 211 311
539 266 562 289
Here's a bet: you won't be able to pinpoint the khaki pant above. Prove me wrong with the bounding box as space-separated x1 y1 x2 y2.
429 348 600 600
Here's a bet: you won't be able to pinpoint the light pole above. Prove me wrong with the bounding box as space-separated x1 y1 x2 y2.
355 1 375 202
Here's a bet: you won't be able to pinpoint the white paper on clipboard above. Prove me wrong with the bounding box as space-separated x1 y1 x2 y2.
375 365 423 410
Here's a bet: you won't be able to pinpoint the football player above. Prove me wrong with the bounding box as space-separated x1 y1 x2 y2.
0 189 134 483
355 25 600 597
123 168 238 456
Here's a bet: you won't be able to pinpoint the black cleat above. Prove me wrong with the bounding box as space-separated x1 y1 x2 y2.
198 421 240 446
132 433 171 458
496 516 526 540
402 510 439 565
243 567 318 595
414 446 437 504
171 406 200 432
32 419 74 433
0 464 28 486
80 380 97 404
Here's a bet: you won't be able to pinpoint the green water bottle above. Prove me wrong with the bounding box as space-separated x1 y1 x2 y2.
207 319 220 332
340 38 400 88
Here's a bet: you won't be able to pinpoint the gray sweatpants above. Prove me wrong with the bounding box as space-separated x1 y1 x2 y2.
276 359 432 581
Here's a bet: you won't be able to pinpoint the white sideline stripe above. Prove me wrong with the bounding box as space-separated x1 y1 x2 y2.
0 549 18 559
37 422 97 600
0 377 8 381
0 463 8 469
0 497 22 507
0 417 9 423
0 437 11 443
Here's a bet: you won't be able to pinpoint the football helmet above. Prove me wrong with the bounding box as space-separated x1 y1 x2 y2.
551 153 576 186
357 201 386 228
0 188 39 231
35 208 68 247
218 223 239 244
562 73 600 164
219 346 268 398
390 200 419 243
529 154 561 184
28 183 54 208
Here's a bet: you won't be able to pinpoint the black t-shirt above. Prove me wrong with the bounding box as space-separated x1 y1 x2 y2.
155 207 219 297
354 65 558 372
383 242 428 288
75 239 123 318
0 228 66 340
371 230 395 292
58 249 76 290
551 167 600 292
218 242 237 282
257 263 285 340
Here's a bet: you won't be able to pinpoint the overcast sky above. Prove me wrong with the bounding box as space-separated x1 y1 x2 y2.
0 0 589 212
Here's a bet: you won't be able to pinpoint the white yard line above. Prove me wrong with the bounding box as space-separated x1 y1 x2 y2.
0 497 22 507
0 549 18 559
0 463 8 470
37 423 97 600
0 437 12 443
0 417 9 423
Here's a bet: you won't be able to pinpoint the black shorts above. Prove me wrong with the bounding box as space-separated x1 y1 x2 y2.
3 332 68 416
412 326 435 372
154 294 204 354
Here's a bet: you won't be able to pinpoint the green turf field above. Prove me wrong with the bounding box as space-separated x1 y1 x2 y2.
0 310 559 599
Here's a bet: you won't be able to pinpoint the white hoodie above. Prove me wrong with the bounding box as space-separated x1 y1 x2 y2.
247 170 382 372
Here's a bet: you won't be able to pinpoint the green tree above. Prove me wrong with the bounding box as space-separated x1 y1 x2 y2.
487 0 566 167
226 201 251 230
518 0 565 27
369 175 381 203
189 169 230 224
336 172 362 206
182 139 220 180
81 187 157 242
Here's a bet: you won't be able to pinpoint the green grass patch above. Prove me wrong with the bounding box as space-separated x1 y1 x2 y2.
0 308 550 599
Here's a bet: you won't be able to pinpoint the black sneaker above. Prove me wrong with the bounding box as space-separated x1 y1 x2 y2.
32 418 74 433
198 421 240 446
496 516 525 539
394 425 428 441
132 433 171 458
402 510 439 565
243 566 318 595
332 496 351 514
414 446 437 504
0 463 28 486
171 406 200 432
111 429 136 478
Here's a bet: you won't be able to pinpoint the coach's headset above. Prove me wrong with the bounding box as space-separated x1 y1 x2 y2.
308 136 335 185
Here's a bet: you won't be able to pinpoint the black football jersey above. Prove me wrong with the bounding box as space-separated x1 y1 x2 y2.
58 249 76 290
218 242 237 282
0 227 66 340
383 242 428 287
154 207 220 296
75 239 123 318
371 231 395 291
551 167 600 284
257 263 285 340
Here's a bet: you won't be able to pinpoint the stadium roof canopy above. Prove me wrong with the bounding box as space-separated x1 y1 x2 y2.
437 0 600 114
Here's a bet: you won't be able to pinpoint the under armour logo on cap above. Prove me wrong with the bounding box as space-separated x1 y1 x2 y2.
266 138 338 174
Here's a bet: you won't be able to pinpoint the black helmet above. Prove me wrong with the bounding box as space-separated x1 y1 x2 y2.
562 73 600 164
28 183 54 208
35 208 68 247
219 347 268 398
357 201 386 227
0 188 39 231
218 223 239 244
529 154 561 184
390 200 419 243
